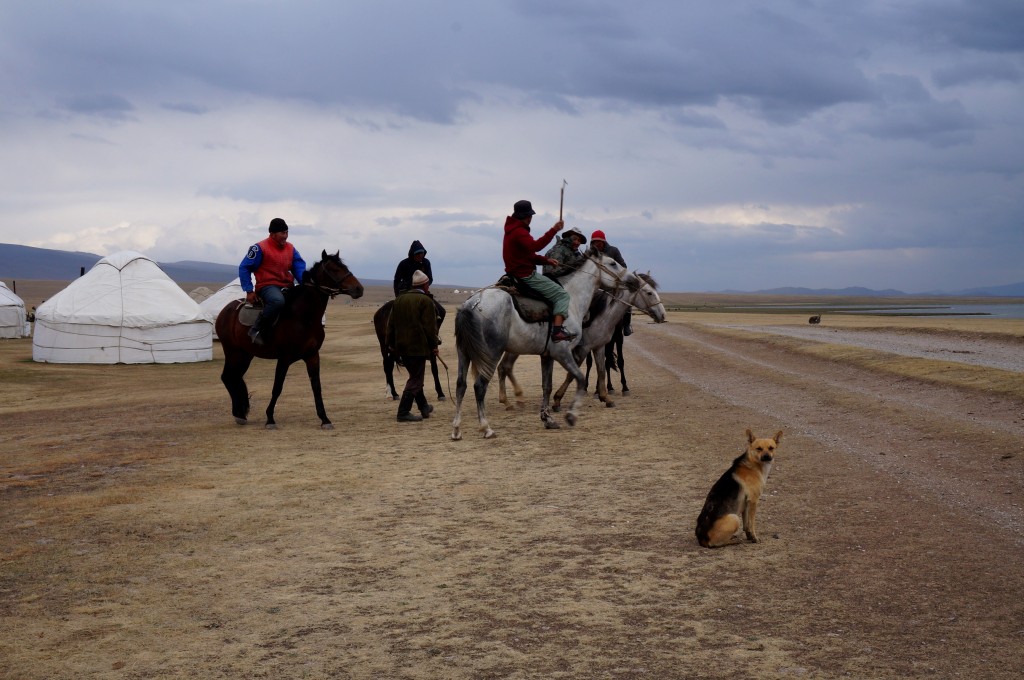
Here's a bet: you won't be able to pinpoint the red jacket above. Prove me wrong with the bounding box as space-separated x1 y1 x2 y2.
502 216 559 278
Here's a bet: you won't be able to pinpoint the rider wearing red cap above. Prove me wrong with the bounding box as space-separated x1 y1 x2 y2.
589 230 632 335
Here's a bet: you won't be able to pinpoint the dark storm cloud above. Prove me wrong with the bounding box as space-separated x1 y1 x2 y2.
57 93 135 121
0 1 877 125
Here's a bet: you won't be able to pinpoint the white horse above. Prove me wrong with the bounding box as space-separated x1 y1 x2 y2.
497 272 666 411
450 253 639 440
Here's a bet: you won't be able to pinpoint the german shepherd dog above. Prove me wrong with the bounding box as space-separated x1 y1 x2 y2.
695 429 783 548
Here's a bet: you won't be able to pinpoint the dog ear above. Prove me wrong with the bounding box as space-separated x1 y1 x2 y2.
746 428 755 444
774 430 783 444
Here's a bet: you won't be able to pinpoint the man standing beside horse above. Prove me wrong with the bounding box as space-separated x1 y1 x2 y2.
503 199 576 343
239 217 307 346
386 270 440 422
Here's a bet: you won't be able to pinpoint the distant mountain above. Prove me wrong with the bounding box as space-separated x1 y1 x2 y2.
951 281 1024 297
0 243 240 281
745 286 909 297
0 243 390 286
728 283 1024 298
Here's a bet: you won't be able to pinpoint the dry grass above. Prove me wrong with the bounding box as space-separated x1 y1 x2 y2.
2 291 1023 679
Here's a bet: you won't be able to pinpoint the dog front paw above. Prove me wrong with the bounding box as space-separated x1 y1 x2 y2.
746 533 759 543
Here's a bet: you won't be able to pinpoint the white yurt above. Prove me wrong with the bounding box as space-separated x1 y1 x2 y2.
0 282 30 338
32 251 213 364
199 279 245 339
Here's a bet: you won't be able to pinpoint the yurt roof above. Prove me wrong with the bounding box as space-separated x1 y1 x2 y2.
34 251 205 328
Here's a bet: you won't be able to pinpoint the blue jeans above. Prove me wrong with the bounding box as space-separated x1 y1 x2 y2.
257 285 286 323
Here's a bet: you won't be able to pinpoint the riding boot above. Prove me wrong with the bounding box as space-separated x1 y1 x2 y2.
414 392 433 419
396 392 423 422
248 314 265 346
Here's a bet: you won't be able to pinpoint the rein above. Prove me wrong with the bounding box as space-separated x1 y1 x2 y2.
304 263 350 298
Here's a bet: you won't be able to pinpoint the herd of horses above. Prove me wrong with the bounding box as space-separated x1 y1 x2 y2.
215 247 665 437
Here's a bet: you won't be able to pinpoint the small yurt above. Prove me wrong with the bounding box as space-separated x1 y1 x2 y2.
32 251 213 364
0 282 30 338
199 279 245 339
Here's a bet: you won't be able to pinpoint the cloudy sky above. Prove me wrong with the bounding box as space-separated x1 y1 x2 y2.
1 0 1021 292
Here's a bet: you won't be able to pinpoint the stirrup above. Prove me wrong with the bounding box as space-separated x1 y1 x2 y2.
551 326 577 343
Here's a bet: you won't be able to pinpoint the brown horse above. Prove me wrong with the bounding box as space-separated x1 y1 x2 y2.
215 250 363 429
372 299 447 401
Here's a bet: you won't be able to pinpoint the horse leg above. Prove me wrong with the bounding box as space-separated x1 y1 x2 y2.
551 358 579 412
605 339 616 393
539 356 560 429
430 354 446 401
557 352 588 428
265 358 293 430
451 348 469 440
616 336 629 395
591 346 615 408
221 352 254 424
496 353 510 407
497 352 522 410
383 354 399 400
304 352 333 430
473 372 495 439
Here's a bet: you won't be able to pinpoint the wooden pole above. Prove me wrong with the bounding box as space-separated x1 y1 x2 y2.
559 179 568 221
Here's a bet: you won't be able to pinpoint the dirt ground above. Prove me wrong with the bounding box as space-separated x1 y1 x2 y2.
2 288 1023 679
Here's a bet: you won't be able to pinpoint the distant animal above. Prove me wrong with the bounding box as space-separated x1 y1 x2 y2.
215 250 364 429
808 315 821 324
695 429 783 548
373 299 447 402
451 252 639 439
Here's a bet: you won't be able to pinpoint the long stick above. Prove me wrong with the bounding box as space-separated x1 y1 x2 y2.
559 179 568 221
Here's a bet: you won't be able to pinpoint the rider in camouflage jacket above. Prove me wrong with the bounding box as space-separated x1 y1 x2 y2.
543 228 587 279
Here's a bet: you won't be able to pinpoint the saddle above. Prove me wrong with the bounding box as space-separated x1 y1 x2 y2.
495 274 555 324
233 301 262 327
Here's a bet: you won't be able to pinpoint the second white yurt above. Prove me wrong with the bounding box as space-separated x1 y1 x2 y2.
32 251 213 364
199 279 245 339
0 282 30 338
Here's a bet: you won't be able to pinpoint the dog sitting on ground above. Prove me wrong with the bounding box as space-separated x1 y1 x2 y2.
695 429 783 548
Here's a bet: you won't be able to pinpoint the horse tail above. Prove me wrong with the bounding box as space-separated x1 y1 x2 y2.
455 304 501 380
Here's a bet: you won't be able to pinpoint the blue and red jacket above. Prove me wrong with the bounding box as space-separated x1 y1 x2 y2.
239 237 307 293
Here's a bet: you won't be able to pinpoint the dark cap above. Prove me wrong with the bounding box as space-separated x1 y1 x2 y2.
513 200 536 218
269 218 289 233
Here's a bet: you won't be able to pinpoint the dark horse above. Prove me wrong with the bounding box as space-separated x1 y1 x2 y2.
585 320 629 395
215 250 364 429
372 299 447 401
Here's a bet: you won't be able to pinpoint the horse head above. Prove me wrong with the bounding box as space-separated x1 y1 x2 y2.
309 250 364 299
585 250 640 296
631 272 667 322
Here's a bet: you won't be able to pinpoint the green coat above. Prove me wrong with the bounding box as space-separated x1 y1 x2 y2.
386 289 438 357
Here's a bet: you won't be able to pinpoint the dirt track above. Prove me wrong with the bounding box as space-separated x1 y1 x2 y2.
2 304 1023 679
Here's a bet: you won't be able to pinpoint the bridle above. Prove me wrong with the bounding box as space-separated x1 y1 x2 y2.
305 260 353 298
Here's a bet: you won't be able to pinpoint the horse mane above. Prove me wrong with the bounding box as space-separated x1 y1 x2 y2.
637 272 659 290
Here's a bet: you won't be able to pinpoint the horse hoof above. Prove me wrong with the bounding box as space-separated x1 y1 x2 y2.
321 423 334 430
265 423 277 430
437 395 447 402
565 413 577 427
483 429 497 439
605 401 616 408
622 389 630 395
552 405 561 413
544 420 561 430
234 417 247 425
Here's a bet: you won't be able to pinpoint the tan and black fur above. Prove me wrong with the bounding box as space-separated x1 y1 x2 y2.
695 429 783 548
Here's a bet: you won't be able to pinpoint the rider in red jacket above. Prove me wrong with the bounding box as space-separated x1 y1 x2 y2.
502 200 576 342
